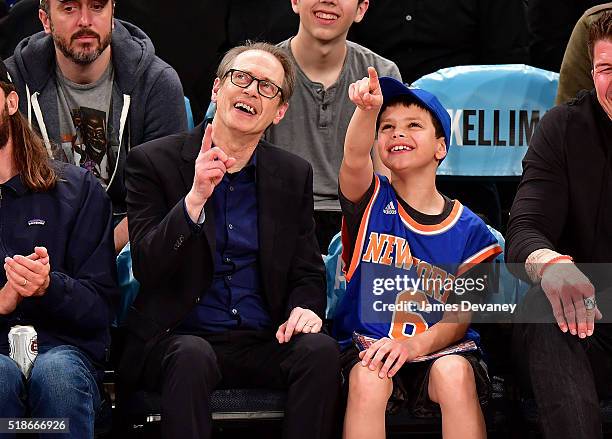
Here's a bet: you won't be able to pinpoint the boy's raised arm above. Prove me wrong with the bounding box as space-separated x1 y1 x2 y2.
340 67 383 203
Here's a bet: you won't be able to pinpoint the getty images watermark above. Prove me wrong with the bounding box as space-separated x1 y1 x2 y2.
369 273 517 315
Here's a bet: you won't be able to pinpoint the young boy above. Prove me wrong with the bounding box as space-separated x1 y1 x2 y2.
335 67 502 439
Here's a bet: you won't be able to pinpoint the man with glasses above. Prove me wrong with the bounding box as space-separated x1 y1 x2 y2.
119 42 340 439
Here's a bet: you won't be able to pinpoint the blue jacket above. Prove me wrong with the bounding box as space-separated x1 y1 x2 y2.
0 162 119 375
5 19 187 216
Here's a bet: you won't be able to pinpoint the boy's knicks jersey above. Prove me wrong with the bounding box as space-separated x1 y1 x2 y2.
333 175 502 348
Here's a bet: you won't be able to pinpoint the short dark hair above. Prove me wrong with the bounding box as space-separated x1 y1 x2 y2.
40 0 115 15
377 94 445 141
216 41 295 104
588 11 612 64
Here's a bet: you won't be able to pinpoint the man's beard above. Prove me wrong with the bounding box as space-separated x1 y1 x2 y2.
52 25 112 66
0 104 10 150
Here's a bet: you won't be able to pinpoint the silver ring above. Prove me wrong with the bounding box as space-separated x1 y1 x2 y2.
22 279 27 287
584 296 597 311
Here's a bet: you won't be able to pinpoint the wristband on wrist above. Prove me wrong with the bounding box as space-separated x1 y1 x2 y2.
539 255 573 278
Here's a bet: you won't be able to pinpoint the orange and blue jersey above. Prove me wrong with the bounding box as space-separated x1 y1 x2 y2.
333 175 502 348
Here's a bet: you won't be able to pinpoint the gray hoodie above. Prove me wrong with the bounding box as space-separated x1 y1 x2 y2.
5 19 187 215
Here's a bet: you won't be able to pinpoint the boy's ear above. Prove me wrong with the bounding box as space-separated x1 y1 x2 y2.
354 0 369 23
290 0 300 14
434 138 447 161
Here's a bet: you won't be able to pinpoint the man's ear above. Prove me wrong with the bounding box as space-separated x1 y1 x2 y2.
290 0 299 15
6 91 19 116
354 0 369 24
434 138 447 161
272 102 289 125
211 78 221 103
39 9 52 34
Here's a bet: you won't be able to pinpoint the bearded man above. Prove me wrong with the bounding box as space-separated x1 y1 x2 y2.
5 0 187 254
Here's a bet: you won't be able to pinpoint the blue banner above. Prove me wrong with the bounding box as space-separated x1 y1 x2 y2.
413 65 559 176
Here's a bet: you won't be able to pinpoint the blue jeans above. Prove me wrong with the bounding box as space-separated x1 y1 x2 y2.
0 345 101 439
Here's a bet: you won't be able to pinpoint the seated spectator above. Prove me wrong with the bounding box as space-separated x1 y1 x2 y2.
5 0 187 254
336 68 501 438
556 2 612 104
119 42 340 439
265 0 401 250
0 59 118 437
506 11 612 439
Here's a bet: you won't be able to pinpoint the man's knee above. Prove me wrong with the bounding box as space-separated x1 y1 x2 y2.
0 355 26 408
288 333 340 387
165 335 216 367
0 354 24 386
29 346 97 400
163 335 220 385
28 346 99 419
293 333 340 366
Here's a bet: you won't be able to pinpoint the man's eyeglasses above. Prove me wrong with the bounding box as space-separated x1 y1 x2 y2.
226 69 283 99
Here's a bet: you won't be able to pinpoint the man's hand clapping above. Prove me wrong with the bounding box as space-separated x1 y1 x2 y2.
185 124 236 222
4 246 51 298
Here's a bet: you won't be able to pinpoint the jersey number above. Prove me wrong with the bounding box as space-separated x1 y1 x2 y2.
389 290 430 338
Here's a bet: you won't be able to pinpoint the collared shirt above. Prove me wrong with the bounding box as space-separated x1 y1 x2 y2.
0 163 118 373
178 152 272 333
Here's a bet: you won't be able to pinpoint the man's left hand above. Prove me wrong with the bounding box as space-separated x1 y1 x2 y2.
4 247 51 297
276 307 323 343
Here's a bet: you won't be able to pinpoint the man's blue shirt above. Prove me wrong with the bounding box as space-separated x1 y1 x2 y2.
178 152 272 333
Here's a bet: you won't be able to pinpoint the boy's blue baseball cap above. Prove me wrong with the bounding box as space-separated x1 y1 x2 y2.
378 77 451 156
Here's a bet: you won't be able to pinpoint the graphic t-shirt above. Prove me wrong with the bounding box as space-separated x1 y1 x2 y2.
55 63 117 188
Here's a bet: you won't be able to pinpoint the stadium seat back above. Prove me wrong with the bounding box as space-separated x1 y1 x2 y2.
413 64 559 177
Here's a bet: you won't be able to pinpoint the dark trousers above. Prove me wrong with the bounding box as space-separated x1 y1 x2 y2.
513 287 612 439
141 330 341 439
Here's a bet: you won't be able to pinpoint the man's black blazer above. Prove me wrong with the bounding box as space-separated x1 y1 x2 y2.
118 122 326 384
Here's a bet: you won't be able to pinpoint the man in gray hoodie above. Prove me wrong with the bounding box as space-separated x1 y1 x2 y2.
5 0 187 253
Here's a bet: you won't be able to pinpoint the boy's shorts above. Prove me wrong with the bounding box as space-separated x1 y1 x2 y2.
340 345 491 417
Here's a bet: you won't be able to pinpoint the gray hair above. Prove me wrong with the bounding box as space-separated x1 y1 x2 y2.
216 41 296 104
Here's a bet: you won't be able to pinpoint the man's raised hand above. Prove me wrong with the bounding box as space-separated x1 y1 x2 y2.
348 66 383 112
185 124 236 221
